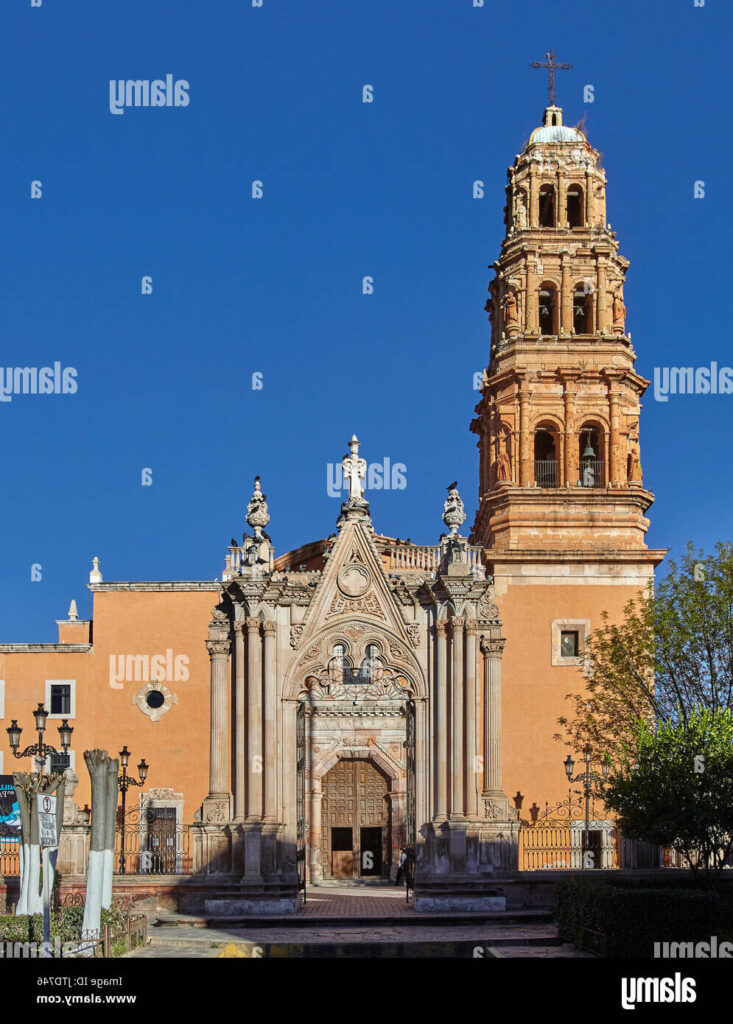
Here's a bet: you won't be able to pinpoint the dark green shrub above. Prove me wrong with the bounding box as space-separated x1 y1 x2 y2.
557 878 733 957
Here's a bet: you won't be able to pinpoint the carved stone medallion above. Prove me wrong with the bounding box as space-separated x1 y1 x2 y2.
337 563 371 598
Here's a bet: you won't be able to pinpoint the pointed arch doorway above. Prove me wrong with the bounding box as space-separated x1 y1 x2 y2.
321 757 390 879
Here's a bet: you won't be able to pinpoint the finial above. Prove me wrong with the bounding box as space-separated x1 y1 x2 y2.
442 484 466 536
67 599 78 621
246 476 270 538
529 48 572 108
342 435 367 504
89 557 103 583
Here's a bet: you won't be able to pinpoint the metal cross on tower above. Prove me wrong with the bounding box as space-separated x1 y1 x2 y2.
529 49 572 107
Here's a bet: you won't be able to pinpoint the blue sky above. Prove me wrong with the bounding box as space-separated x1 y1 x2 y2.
0 0 728 640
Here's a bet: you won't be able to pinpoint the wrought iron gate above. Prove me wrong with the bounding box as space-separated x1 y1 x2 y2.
404 697 416 888
296 699 306 901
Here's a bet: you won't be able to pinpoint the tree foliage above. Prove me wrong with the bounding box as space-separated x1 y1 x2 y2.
558 542 733 758
603 706 733 880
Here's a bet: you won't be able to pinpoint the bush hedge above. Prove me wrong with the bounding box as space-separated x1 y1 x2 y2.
557 878 733 957
0 906 86 945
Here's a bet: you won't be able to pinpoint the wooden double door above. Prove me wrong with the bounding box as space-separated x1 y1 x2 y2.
321 758 390 879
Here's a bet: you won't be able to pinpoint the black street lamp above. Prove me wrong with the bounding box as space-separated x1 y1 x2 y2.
117 746 149 875
6 703 74 775
563 747 611 866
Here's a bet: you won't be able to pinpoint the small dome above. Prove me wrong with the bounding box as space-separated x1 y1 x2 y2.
528 124 585 145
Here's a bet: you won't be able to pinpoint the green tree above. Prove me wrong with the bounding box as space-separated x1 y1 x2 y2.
603 706 733 881
558 542 733 758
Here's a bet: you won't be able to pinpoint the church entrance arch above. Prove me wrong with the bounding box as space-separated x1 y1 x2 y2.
321 757 390 879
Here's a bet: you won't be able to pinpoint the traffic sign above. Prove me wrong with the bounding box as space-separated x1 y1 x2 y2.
38 794 57 848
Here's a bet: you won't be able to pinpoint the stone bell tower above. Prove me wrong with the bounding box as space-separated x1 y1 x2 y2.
471 100 657 555
468 85 666 817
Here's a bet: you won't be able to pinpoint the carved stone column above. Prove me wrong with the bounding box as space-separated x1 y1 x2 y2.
529 164 538 227
563 381 578 486
207 637 231 799
608 384 621 486
450 617 465 819
525 255 538 334
309 779 323 882
464 622 479 819
481 636 505 796
560 251 572 333
234 622 246 820
246 617 263 820
434 620 448 819
518 379 532 486
262 620 278 822
596 255 607 332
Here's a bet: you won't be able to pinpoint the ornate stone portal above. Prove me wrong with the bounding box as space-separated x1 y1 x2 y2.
191 440 518 912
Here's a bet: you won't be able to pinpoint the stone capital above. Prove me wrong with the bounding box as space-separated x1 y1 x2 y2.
434 620 448 637
206 638 231 659
262 621 277 637
451 617 466 634
480 637 506 657
246 617 261 634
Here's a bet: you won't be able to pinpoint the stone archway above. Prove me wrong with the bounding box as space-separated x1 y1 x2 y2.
307 736 406 883
320 757 390 879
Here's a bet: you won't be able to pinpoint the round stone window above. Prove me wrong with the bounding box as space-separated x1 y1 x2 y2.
133 681 178 722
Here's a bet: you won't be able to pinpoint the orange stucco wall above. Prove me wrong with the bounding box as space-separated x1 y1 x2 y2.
0 589 216 821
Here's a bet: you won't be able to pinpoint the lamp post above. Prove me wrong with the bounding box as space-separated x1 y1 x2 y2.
117 746 149 875
563 747 611 867
6 703 74 776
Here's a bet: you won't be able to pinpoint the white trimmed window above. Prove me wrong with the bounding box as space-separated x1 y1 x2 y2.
551 619 590 666
0 680 5 719
0 751 4 774
45 679 76 719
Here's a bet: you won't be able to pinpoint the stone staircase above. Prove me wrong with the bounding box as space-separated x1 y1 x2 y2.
126 904 590 958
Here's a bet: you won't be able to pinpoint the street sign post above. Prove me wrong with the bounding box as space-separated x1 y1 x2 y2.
37 794 58 958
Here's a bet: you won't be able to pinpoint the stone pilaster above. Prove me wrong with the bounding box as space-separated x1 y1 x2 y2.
246 617 263 820
434 619 448 819
234 622 246 820
464 621 479 818
206 636 231 799
450 617 465 818
481 635 505 798
262 620 278 822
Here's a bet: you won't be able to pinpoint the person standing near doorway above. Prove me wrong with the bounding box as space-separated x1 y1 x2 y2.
395 847 407 885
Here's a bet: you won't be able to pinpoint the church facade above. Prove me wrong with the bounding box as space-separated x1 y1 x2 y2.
0 101 665 908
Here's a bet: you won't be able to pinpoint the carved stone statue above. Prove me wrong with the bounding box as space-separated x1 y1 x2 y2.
442 486 466 536
612 290 626 329
496 451 512 482
342 435 367 503
503 290 518 326
627 438 642 483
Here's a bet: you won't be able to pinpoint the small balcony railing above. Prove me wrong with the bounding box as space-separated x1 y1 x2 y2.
534 459 606 489
534 459 558 488
578 460 604 488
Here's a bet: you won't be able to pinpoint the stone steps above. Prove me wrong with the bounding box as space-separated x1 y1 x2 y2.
140 921 568 958
154 907 554 930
